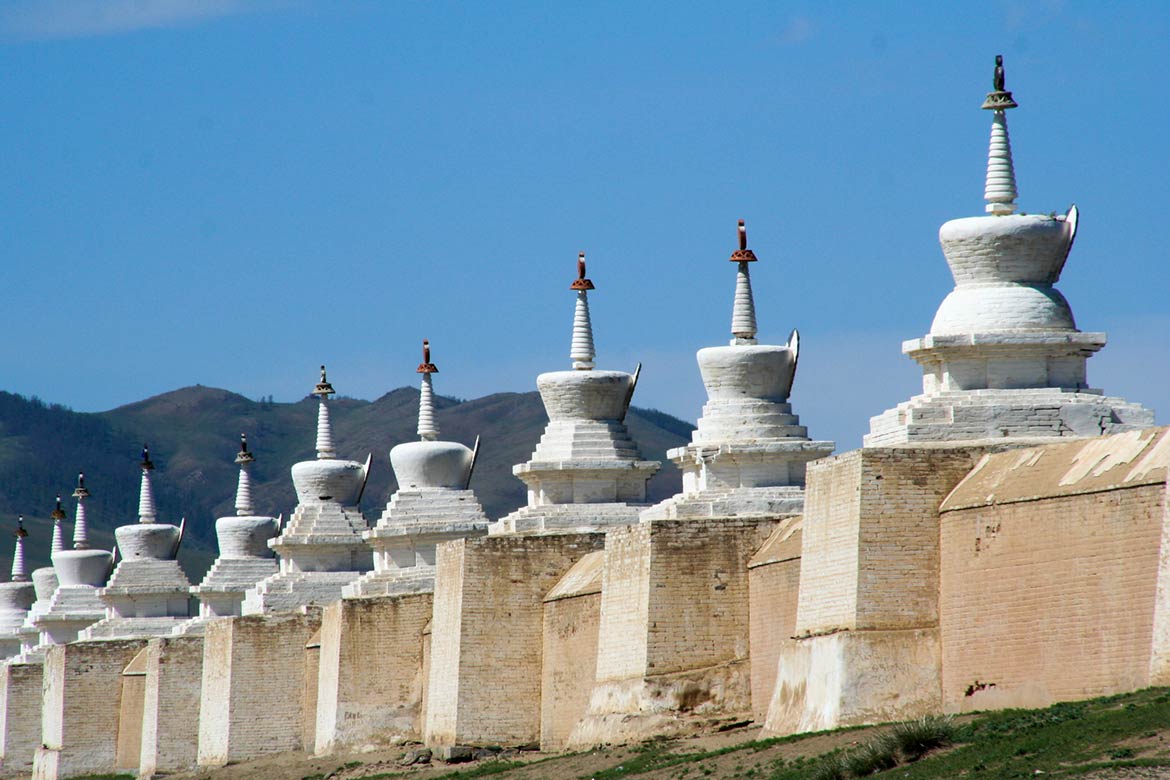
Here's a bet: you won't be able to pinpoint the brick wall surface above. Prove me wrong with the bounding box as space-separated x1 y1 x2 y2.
594 524 651 682
33 639 148 780
316 593 432 754
748 535 801 722
198 610 321 766
0 661 43 775
541 592 600 751
303 636 321 754
115 673 145 770
941 485 1166 709
140 636 204 776
425 533 604 746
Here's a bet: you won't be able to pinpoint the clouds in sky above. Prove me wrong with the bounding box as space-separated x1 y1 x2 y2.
0 0 285 41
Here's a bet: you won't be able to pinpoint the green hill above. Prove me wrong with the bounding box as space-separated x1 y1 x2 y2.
0 386 694 581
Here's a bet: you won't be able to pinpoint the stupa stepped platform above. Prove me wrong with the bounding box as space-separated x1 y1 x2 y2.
640 485 809 521
242 570 363 614
78 616 188 640
35 585 106 627
192 558 279 595
364 489 487 537
866 387 1155 446
100 558 192 596
277 503 367 540
489 502 645 535
530 420 645 460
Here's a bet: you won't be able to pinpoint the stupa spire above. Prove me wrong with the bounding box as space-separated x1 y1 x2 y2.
729 219 759 345
11 519 28 582
417 340 439 441
235 434 256 516
50 495 67 554
138 444 157 524
981 54 1019 215
72 472 91 549
569 253 596 370
313 365 337 459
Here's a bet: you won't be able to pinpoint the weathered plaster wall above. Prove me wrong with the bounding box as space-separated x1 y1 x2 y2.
424 533 604 747
198 610 321 767
747 520 802 723
139 636 204 777
541 552 603 751
0 661 43 775
315 592 432 754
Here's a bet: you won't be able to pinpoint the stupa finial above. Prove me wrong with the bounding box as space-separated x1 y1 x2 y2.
569 252 596 370
312 365 337 459
50 494 67 554
72 473 90 549
981 55 1019 215
11 518 28 582
138 443 158 523
417 340 439 441
235 434 255 515
729 219 759 345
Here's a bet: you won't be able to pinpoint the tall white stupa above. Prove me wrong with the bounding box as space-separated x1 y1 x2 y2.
79 445 194 639
32 474 114 649
0 520 37 659
177 435 279 633
16 499 63 653
643 220 835 520
866 56 1154 445
242 366 372 614
489 254 660 535
344 341 489 597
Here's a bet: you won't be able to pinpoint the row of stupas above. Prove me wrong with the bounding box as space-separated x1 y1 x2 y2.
0 55 1154 710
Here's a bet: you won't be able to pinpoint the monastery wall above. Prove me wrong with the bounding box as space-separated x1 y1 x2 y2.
198 609 321 767
747 520 802 723
139 635 204 777
425 533 604 747
541 551 603 752
315 593 432 754
114 663 145 771
938 428 1170 712
303 631 321 753
34 639 148 780
0 661 43 775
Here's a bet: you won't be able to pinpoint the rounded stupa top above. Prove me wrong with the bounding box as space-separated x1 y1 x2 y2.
312 365 337 459
138 443 157 523
569 253 596 370
235 434 256 515
217 433 278 559
729 220 759 345
50 495 67 554
981 55 1019 215
291 365 366 505
72 473 91 549
417 340 439 441
11 519 28 582
391 340 475 489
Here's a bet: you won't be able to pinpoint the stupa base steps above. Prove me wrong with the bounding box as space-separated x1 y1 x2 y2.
639 486 807 522
340 572 434 599
762 628 941 737
34 585 107 646
865 388 1155 446
241 569 368 615
488 503 646 536
566 659 751 749
78 615 191 641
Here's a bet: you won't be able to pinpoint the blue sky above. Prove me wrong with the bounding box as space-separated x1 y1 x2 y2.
1 0 1167 450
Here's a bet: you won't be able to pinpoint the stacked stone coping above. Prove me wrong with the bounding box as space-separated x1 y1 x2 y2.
242 367 372 614
644 221 833 522
490 255 660 535
867 59 1153 446
344 343 488 598
79 447 193 640
176 436 279 634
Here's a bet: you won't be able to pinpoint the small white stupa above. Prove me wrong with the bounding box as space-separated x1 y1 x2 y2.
176 435 279 633
79 445 194 639
344 341 489 598
0 520 37 659
489 254 660 535
30 475 114 649
644 220 835 520
866 56 1154 445
17 498 64 653
242 366 372 614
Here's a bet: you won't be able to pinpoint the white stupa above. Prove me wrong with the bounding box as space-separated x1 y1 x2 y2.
176 435 279 633
16 499 63 653
79 445 194 639
866 56 1154 445
344 341 489 598
643 221 835 520
489 254 660 535
0 520 37 659
241 366 372 614
30 475 114 650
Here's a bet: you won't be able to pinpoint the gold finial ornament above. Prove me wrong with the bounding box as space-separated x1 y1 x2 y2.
418 339 438 374
729 220 758 262
570 252 595 291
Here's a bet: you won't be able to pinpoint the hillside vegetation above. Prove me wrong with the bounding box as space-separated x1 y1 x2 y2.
0 386 693 579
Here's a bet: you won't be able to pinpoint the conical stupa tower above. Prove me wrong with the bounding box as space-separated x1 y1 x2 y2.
18 499 63 653
178 436 280 632
866 57 1154 445
643 220 835 520
242 366 372 614
30 475 114 649
344 341 489 597
489 254 660 535
79 445 194 639
0 520 37 659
